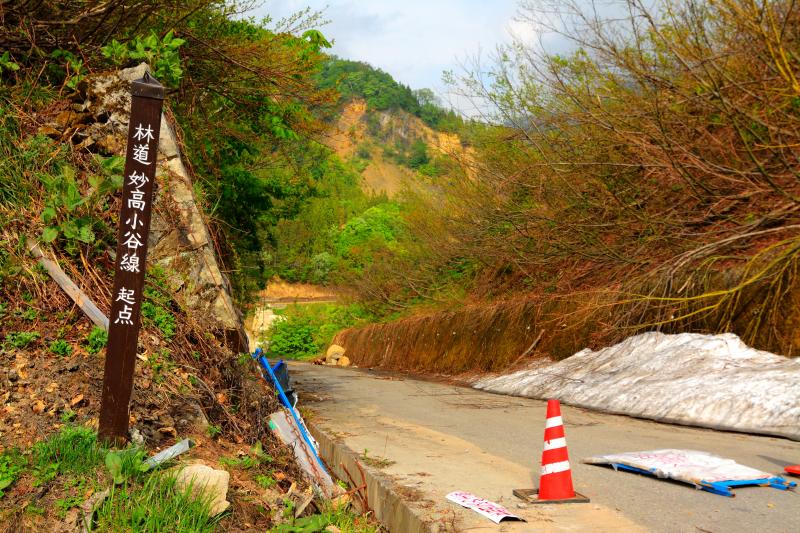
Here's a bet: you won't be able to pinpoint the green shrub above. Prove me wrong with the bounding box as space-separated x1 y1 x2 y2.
355 143 372 159
267 317 319 359
335 203 404 258
49 339 73 357
101 30 186 87
5 331 40 349
85 326 108 354
267 303 376 359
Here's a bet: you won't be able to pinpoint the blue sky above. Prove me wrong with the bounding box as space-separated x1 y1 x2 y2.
249 1 531 105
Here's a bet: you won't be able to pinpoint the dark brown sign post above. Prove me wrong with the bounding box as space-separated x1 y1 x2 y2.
99 72 165 444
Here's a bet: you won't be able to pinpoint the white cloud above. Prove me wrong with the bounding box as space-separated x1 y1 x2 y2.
249 0 525 105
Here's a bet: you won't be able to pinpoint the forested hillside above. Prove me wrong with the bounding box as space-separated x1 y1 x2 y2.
333 0 800 370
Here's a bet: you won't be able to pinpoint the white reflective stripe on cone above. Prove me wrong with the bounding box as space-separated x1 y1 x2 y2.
543 437 567 451
541 460 571 476
544 416 563 429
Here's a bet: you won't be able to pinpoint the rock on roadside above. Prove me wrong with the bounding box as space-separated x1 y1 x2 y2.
325 344 346 365
174 463 230 515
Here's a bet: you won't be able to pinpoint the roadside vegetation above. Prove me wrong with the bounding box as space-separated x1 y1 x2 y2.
327 0 800 358
264 303 378 360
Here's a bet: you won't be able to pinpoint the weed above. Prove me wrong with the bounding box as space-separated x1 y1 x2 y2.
255 474 277 489
101 30 186 87
206 425 222 439
60 409 77 423
38 161 120 253
55 493 83 519
0 448 26 498
271 504 379 533
94 472 220 532
141 300 176 341
148 349 174 385
105 447 148 484
281 498 295 520
49 339 73 357
85 326 108 354
31 425 107 485
219 455 261 470
25 504 45 516
5 331 40 349
20 307 37 321
361 455 395 469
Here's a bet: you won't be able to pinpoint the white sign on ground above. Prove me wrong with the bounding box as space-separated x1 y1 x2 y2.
583 449 774 485
474 332 800 440
446 491 521 523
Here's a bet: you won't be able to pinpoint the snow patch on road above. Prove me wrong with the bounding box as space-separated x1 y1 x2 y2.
474 332 800 440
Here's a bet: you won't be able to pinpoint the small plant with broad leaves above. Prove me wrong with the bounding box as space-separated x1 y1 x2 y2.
101 30 185 87
0 448 25 498
0 51 19 74
85 326 108 354
105 448 149 485
5 331 40 349
49 339 72 357
39 156 123 253
50 49 86 91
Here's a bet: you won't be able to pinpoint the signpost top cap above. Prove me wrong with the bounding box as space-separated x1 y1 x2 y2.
131 71 165 100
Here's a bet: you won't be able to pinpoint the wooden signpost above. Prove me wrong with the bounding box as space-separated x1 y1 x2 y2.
98 72 165 444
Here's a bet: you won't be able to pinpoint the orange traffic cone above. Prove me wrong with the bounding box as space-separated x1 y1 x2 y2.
514 399 589 504
539 399 576 499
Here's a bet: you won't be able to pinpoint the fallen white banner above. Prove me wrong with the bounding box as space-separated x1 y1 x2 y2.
474 332 800 440
583 449 796 496
445 491 522 523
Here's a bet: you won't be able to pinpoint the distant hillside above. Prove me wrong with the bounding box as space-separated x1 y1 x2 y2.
261 58 473 286
323 98 472 197
316 57 463 132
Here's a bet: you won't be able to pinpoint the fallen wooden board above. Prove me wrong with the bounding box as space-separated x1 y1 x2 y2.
28 239 109 330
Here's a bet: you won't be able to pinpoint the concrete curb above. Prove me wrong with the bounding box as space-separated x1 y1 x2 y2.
309 421 432 533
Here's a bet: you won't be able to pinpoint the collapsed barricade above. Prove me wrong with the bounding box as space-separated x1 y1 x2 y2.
252 348 336 497
584 449 796 497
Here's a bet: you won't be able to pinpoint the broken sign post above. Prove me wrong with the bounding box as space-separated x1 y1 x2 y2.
98 72 165 445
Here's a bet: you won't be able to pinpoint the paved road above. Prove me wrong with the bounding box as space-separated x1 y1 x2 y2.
290 362 800 533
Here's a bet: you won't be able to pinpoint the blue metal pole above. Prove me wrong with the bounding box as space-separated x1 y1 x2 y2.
252 348 328 474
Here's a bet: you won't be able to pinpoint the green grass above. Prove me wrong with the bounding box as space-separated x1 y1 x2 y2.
31 425 107 485
94 472 220 533
1 426 221 531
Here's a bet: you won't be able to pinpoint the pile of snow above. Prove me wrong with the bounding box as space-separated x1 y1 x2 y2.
475 332 800 440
